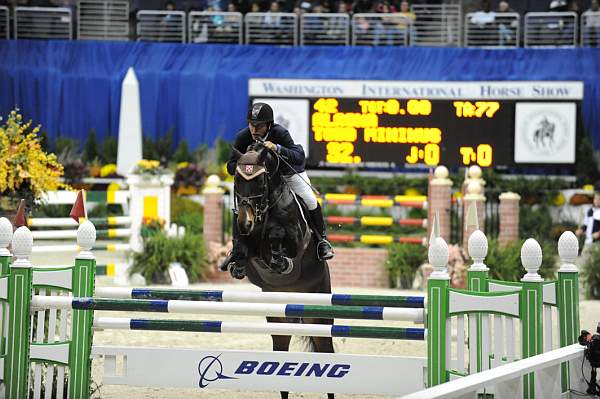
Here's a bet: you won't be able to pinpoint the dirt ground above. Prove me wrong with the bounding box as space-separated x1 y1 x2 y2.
31 250 600 399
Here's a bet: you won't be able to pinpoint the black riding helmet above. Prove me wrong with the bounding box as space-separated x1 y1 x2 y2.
247 102 274 124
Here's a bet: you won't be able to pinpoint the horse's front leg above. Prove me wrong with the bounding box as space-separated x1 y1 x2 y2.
268 225 293 274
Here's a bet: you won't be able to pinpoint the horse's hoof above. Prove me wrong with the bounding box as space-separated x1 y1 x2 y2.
228 263 246 279
270 256 293 275
280 257 293 274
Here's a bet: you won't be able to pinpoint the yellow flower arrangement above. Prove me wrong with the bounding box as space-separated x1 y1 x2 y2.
132 159 169 176
0 110 65 205
100 163 118 177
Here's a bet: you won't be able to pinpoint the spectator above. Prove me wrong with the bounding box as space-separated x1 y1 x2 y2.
397 0 415 32
264 1 282 27
249 1 261 12
584 0 600 46
352 0 372 14
327 2 349 39
496 1 517 46
576 190 600 264
548 0 577 46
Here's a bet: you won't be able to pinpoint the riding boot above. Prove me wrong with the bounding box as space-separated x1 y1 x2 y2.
308 204 335 260
219 214 246 279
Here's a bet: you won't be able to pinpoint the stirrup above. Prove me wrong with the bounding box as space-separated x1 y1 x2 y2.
317 239 334 260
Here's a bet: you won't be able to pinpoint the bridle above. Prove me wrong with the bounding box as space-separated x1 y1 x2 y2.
234 147 283 235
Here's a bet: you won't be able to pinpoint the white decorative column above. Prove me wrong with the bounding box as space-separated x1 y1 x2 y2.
428 166 453 244
127 173 174 252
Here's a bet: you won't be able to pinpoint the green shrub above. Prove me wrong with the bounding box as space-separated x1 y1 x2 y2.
485 239 556 282
101 135 118 164
83 129 99 162
130 230 208 284
385 243 427 288
173 139 191 163
581 244 600 299
519 205 553 241
171 195 203 234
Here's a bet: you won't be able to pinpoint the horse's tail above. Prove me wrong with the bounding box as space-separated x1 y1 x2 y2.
289 335 316 352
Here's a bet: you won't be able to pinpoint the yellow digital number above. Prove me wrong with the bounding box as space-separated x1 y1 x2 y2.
326 142 361 164
424 143 440 166
407 100 432 116
477 144 493 167
314 98 339 114
454 101 500 118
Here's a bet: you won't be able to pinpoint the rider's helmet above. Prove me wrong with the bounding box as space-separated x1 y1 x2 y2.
247 102 274 124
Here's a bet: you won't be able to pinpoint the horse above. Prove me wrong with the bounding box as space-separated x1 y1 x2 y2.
533 117 555 149
231 143 335 399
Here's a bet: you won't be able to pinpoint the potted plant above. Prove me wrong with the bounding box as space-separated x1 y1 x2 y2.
0 110 65 215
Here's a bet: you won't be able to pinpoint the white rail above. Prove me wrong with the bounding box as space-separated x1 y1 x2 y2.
136 10 186 43
14 7 73 40
464 12 520 48
411 4 461 47
78 0 129 41
301 13 349 46
244 12 297 45
401 344 587 399
581 11 600 47
524 11 578 48
188 11 242 44
352 13 410 46
0 6 8 39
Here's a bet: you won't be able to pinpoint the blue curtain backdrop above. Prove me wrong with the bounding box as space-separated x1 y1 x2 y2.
1 39 599 150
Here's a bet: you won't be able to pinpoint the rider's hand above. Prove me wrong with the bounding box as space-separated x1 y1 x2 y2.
263 141 277 152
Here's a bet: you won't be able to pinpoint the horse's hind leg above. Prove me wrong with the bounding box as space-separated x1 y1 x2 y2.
267 316 292 399
305 317 336 399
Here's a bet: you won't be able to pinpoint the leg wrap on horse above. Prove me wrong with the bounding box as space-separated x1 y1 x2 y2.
219 213 247 279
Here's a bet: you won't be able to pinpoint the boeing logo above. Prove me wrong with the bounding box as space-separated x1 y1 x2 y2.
198 355 351 389
197 355 237 388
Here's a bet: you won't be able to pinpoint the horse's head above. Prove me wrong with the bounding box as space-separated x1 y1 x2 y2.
234 144 280 235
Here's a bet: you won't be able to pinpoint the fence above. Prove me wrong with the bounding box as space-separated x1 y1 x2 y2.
464 12 520 48
411 4 461 47
301 13 349 46
77 0 129 41
136 10 186 43
14 6 72 40
1 6 9 39
189 11 243 44
352 13 409 46
524 12 578 47
244 12 297 45
581 10 600 47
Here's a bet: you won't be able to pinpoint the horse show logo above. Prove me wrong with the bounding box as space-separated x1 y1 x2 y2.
197 354 237 388
515 103 574 163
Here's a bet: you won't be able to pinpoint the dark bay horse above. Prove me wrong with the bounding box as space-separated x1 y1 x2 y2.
232 144 335 399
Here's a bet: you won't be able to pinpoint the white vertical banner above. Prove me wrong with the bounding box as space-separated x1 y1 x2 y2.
254 98 310 156
117 67 144 176
514 102 576 164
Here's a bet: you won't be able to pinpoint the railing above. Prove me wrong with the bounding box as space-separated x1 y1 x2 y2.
244 12 297 45
401 344 587 399
581 10 600 47
301 13 349 46
411 4 461 47
189 11 242 44
78 0 129 41
136 10 185 43
464 12 520 48
524 11 578 48
14 7 72 40
352 13 410 46
0 6 8 39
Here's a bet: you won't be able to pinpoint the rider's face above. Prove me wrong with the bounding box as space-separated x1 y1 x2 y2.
249 122 268 140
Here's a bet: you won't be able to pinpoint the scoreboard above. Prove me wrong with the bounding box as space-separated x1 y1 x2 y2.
249 79 583 170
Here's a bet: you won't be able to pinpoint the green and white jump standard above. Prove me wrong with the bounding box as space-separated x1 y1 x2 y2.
0 216 582 398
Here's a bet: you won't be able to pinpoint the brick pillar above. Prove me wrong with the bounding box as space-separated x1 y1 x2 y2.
463 181 486 251
202 175 224 246
428 166 453 243
498 192 521 246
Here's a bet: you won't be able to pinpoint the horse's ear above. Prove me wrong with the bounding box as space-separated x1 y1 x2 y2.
231 146 243 161
257 147 269 164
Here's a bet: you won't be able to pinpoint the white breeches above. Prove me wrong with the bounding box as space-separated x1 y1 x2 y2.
282 172 317 210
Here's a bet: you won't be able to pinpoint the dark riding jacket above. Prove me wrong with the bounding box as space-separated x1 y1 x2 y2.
226 123 306 176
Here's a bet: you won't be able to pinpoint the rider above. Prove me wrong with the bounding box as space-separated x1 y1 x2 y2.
219 102 334 276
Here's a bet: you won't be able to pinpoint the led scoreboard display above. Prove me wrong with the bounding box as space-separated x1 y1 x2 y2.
249 79 583 170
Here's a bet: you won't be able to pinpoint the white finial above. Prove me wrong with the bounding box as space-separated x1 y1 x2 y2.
0 217 13 256
466 181 482 196
429 211 440 244
468 230 489 271
520 238 543 282
428 237 450 280
465 200 480 230
77 220 96 260
434 166 448 180
11 226 33 268
558 231 579 273
202 174 224 194
468 165 482 179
